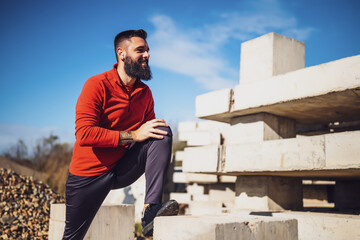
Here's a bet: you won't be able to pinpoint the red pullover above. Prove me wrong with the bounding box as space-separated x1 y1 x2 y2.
70 64 155 176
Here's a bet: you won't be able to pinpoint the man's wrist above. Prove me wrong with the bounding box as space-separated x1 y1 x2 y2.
118 131 135 145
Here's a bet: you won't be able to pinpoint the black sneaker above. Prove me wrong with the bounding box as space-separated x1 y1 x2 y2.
141 200 179 237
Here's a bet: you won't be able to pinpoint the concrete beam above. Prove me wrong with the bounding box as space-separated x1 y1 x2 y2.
153 215 298 240
196 88 232 119
197 54 360 124
173 172 218 183
223 130 360 177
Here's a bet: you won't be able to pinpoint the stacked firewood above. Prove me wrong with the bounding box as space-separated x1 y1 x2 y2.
0 168 65 239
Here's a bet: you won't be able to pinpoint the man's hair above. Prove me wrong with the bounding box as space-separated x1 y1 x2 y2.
114 29 147 61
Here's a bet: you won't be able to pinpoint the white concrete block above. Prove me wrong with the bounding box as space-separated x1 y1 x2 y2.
325 131 360 168
223 130 360 176
169 192 191 204
224 135 325 173
175 151 185 161
185 173 218 183
180 131 221 146
103 174 145 223
173 172 218 183
186 183 205 195
193 194 210 202
196 88 232 118
49 204 134 240
173 172 187 183
240 32 305 85
48 204 66 240
154 215 298 240
183 145 219 173
185 201 225 216
219 175 237 183
233 54 360 118
178 121 197 132
209 187 235 202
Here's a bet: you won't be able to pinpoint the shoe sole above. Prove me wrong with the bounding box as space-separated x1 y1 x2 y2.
142 200 179 237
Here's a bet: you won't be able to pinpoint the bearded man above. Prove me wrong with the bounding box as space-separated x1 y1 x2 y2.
63 29 179 240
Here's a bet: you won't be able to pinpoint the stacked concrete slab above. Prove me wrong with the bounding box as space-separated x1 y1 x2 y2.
166 32 360 239
171 121 238 215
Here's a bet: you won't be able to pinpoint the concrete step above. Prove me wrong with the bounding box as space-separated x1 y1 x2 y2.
155 211 360 240
154 214 298 240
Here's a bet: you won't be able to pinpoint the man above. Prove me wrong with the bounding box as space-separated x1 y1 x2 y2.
63 29 179 239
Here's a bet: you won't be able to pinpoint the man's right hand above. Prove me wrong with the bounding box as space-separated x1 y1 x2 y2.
132 119 169 142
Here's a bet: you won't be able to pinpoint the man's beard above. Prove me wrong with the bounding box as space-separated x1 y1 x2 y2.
124 56 152 80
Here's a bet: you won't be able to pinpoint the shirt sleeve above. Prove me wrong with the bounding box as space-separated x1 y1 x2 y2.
74 77 119 147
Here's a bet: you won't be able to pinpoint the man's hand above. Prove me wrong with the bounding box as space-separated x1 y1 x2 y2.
132 119 168 142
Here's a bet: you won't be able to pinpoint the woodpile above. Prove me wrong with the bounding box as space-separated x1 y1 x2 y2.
0 168 65 239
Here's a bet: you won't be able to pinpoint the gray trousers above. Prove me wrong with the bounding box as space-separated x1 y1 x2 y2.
62 126 172 240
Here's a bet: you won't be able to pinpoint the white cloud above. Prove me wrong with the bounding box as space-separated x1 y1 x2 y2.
148 0 314 90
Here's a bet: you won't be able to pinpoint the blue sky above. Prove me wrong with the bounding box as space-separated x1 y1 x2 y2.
0 0 359 152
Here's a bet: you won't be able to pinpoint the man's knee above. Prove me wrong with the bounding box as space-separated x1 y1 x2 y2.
156 126 173 138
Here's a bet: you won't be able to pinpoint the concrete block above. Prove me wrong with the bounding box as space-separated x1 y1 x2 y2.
325 131 360 168
225 113 295 144
235 176 302 211
193 194 210 202
185 201 226 216
178 121 197 132
197 120 230 131
175 151 185 161
186 173 218 183
334 180 360 210
183 145 219 173
154 215 298 240
224 135 325 173
103 175 145 223
179 131 221 146
240 32 305 85
49 204 134 240
208 186 236 209
48 203 66 240
170 192 191 204
196 88 232 119
219 175 237 183
186 183 205 195
173 172 187 183
223 130 360 177
173 172 218 184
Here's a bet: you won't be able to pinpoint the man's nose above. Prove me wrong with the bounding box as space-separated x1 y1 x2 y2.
143 51 150 59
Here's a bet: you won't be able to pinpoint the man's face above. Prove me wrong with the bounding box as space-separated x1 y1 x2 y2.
123 37 152 80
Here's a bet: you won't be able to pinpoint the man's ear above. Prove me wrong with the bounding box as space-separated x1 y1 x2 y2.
117 48 125 61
